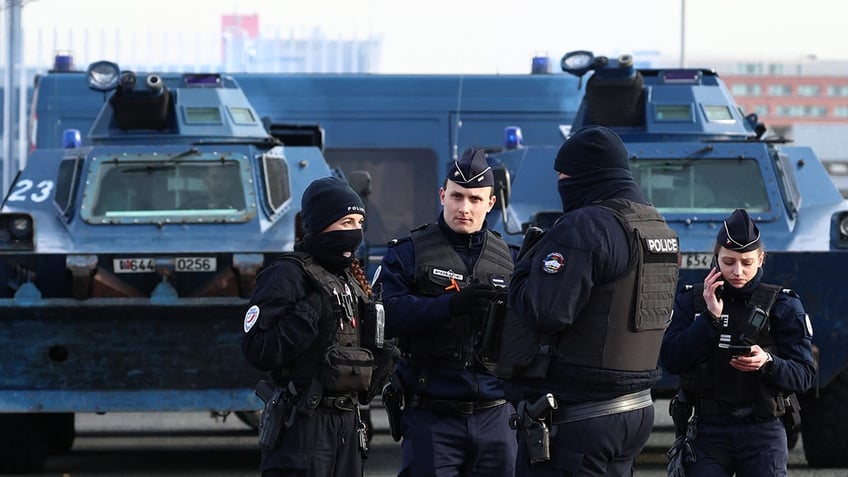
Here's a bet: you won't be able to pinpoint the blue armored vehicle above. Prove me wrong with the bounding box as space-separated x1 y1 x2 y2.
485 50 848 467
0 61 336 472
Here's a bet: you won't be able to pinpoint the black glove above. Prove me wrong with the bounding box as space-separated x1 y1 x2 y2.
449 282 499 315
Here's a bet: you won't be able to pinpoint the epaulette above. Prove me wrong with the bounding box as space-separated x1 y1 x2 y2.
779 288 800 298
488 229 503 239
411 223 430 232
387 236 412 248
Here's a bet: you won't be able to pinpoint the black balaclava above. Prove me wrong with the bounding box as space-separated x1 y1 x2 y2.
299 176 366 271
553 125 643 212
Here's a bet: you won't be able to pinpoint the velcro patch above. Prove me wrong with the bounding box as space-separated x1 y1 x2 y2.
244 305 260 333
432 268 464 281
542 252 564 274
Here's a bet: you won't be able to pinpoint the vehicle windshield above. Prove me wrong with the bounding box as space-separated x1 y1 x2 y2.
87 160 247 221
632 158 770 214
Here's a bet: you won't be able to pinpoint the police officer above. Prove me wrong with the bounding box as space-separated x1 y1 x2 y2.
373 148 518 477
242 176 377 477
498 125 680 476
660 208 816 477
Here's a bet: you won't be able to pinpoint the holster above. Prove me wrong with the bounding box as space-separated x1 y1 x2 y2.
782 393 802 431
508 394 557 464
255 380 290 450
381 377 404 442
669 390 693 438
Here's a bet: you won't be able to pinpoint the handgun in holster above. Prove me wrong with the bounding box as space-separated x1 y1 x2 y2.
668 389 694 438
255 379 291 450
509 393 558 464
381 376 404 442
782 393 802 431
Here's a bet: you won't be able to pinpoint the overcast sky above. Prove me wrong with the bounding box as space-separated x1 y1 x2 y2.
15 0 843 73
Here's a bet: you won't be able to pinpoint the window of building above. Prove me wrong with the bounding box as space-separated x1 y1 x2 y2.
768 84 792 96
826 85 848 97
797 84 821 96
833 106 848 117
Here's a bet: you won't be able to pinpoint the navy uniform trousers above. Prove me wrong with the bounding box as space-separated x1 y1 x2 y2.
399 403 517 477
515 406 653 477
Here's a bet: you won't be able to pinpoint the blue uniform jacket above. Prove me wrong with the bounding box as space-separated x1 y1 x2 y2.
506 174 661 402
375 215 517 401
660 273 815 395
242 258 322 372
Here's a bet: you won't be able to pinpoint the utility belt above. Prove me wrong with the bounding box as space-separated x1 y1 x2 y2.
552 389 653 424
316 393 359 412
696 398 764 420
405 393 507 415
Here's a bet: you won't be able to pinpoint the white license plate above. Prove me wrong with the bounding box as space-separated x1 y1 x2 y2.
681 253 713 270
113 258 156 273
175 257 217 272
113 257 217 273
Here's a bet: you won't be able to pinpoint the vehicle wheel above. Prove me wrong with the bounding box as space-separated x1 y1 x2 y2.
0 413 49 474
46 413 75 454
801 369 848 467
236 410 261 430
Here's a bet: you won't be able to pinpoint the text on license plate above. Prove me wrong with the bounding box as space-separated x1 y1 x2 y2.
681 253 713 270
113 257 218 273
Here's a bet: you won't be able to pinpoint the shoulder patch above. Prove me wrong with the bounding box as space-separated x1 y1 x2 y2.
243 305 260 333
542 252 565 274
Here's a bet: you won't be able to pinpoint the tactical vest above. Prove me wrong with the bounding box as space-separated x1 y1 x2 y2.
399 223 513 369
272 252 371 382
680 283 787 418
496 199 679 378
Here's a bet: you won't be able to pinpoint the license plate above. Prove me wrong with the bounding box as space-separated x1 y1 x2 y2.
175 257 217 272
681 253 712 270
113 258 156 273
113 257 217 273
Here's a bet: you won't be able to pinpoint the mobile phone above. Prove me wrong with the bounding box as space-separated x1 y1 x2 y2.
728 344 752 357
710 254 724 299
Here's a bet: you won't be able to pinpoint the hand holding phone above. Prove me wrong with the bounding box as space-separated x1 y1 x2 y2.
708 255 724 300
728 344 752 357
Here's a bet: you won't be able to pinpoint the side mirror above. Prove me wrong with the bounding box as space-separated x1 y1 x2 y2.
492 167 511 211
347 170 372 200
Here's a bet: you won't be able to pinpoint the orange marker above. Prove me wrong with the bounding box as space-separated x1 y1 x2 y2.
445 278 460 292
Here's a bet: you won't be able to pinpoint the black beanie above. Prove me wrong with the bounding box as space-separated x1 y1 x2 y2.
716 208 761 252
554 125 630 176
447 148 494 187
301 176 366 235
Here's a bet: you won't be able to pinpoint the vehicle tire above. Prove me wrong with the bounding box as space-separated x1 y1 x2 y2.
46 413 75 455
800 368 848 467
0 413 49 474
235 410 261 430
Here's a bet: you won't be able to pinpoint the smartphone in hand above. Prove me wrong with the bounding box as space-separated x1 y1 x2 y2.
728 344 752 357
710 254 724 300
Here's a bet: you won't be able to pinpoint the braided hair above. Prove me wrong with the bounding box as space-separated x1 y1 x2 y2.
350 259 372 297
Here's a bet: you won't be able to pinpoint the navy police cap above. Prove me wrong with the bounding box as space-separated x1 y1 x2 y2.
716 208 761 252
447 148 494 188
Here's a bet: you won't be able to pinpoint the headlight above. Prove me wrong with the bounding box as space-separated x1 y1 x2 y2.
86 60 120 92
833 212 848 248
0 213 34 250
10 216 32 239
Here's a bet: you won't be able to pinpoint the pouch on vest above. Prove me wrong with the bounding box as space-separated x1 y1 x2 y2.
320 346 374 393
495 306 555 379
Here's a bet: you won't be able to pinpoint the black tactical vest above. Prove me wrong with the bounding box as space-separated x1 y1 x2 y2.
399 223 513 369
496 199 679 378
275 252 369 380
680 283 785 417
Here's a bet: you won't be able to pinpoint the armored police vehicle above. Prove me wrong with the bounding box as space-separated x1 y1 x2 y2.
0 61 336 473
484 50 848 468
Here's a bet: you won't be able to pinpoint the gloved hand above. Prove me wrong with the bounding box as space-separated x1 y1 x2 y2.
448 282 499 315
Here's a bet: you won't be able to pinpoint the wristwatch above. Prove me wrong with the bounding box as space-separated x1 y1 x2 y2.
759 352 775 374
